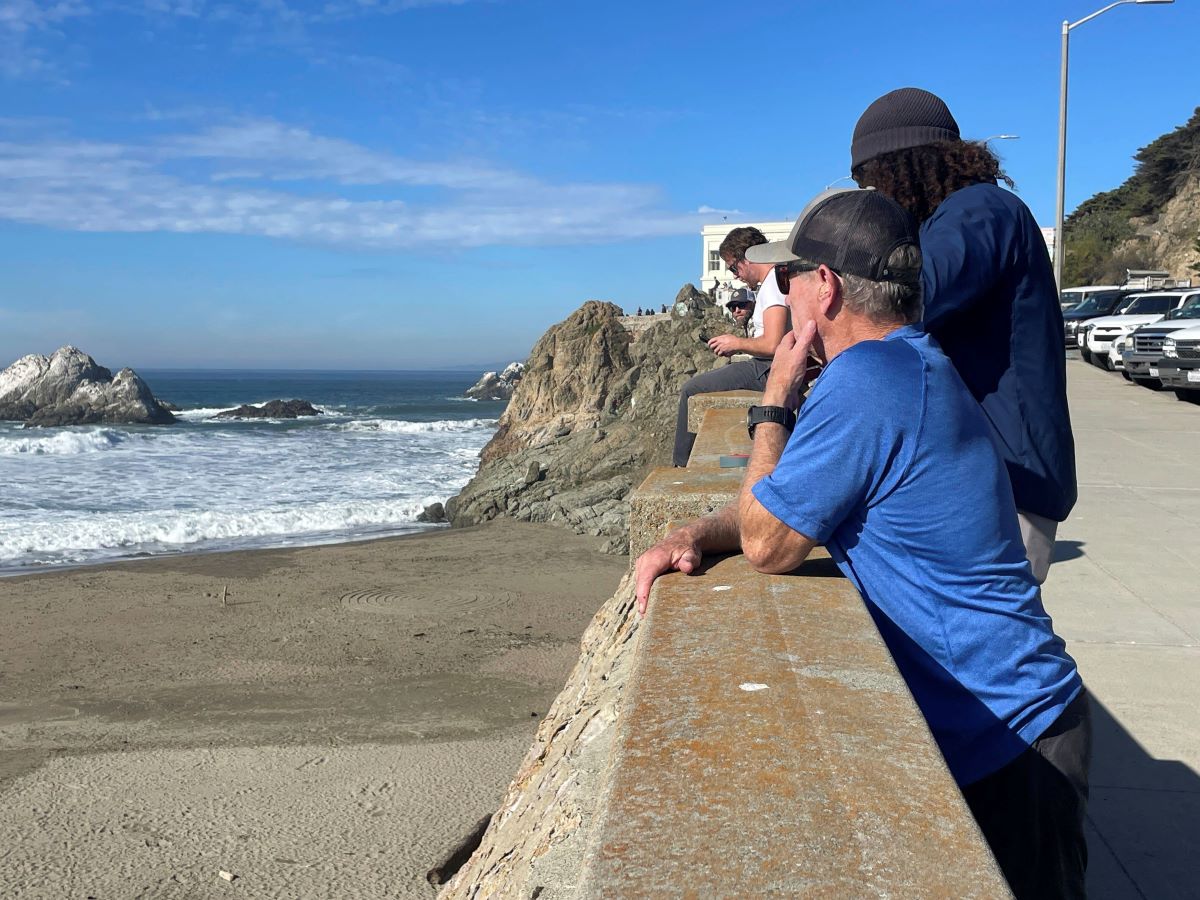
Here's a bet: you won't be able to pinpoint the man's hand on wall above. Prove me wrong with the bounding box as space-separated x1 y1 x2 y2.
634 529 704 615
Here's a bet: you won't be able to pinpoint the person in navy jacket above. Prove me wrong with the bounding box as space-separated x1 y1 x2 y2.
851 88 1077 584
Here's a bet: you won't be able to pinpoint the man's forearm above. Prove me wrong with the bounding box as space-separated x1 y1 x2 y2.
738 413 815 573
677 503 742 554
728 333 776 356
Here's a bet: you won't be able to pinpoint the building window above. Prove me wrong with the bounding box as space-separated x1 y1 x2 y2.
708 249 721 272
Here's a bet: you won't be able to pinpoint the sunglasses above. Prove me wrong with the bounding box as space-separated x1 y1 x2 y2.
727 301 752 311
726 257 742 275
774 262 819 295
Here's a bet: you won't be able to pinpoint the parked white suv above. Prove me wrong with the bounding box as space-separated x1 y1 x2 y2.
1081 291 1199 369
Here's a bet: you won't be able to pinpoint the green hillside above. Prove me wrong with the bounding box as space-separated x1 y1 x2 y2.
1063 106 1200 285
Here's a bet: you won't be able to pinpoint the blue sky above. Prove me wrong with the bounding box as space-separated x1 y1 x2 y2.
1 0 1195 369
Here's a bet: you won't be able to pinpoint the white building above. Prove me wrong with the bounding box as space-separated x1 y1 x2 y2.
700 221 793 293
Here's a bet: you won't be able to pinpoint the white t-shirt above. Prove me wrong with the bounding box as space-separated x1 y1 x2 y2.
749 273 789 341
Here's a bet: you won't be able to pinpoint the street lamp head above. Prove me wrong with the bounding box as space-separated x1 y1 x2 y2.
1134 1 1174 4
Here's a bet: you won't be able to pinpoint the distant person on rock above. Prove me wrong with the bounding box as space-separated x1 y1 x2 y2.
850 87 1076 584
671 226 791 466
637 189 1090 900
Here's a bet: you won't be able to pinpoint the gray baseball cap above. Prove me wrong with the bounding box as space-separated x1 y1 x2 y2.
745 188 921 284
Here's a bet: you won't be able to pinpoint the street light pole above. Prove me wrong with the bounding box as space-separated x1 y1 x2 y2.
1053 0 1174 289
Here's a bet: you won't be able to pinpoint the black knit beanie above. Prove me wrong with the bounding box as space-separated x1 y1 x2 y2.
851 88 960 170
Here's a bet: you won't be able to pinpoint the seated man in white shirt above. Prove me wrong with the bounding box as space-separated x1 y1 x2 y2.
672 227 790 466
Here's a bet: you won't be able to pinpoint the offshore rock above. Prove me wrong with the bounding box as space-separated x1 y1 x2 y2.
447 290 728 553
465 362 526 401
213 399 321 419
0 346 175 427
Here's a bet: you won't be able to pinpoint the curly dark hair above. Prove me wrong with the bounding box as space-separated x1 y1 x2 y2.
851 141 1015 224
718 226 767 265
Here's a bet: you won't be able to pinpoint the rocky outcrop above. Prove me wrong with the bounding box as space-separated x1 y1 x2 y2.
417 502 447 524
446 290 731 553
465 362 525 401
1119 172 1200 280
212 399 321 419
0 346 175 427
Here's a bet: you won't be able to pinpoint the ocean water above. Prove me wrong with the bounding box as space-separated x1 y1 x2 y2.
0 370 506 573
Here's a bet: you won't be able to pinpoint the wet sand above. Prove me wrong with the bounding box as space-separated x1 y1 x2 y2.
0 520 626 898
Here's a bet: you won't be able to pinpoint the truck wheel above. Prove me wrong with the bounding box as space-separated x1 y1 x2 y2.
1132 377 1162 390
1175 390 1193 401
1080 348 1092 364
1121 371 1133 382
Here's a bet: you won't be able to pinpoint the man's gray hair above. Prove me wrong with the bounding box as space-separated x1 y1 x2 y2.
837 243 923 324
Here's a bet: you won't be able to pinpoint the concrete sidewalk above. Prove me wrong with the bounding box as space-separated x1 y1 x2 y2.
1045 357 1199 900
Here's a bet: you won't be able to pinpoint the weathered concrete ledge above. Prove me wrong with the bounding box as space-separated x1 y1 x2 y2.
685 388 760 435
583 548 1008 896
440 396 1010 898
627 407 753 559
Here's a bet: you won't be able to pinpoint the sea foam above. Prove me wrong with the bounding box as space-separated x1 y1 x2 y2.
0 428 134 456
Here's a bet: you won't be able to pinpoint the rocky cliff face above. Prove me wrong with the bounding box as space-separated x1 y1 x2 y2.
1120 172 1200 280
0 347 175 427
446 288 729 553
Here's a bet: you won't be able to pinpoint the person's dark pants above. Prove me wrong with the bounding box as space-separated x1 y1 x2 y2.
672 358 772 466
962 689 1093 900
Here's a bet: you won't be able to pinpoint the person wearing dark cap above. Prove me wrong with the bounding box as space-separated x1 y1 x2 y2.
725 288 755 334
850 87 1076 586
636 188 1090 900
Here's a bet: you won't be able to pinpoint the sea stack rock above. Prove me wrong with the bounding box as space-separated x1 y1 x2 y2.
446 291 730 553
213 399 321 419
465 362 525 401
0 346 175 427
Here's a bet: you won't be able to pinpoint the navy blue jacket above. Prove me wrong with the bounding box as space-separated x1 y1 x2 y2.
920 183 1077 522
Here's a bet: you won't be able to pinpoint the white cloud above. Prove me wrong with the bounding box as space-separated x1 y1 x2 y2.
0 0 91 78
0 118 712 249
0 0 483 80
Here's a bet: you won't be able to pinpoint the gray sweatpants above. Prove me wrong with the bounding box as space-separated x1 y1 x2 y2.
672 358 772 467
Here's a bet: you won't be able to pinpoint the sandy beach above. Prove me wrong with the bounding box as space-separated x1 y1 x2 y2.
0 520 626 898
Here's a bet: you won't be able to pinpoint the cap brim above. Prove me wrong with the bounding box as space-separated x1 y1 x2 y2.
744 240 799 264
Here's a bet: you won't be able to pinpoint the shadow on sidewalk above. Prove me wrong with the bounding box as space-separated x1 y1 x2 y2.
1053 540 1086 563
1086 694 1200 900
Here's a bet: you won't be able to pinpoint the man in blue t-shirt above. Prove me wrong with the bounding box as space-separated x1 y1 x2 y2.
635 188 1091 900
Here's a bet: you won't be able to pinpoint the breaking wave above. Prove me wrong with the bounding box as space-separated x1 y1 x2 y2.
333 418 497 434
0 499 436 567
0 429 135 456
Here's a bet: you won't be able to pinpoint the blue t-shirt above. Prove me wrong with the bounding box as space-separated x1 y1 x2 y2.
752 325 1081 786
920 182 1077 523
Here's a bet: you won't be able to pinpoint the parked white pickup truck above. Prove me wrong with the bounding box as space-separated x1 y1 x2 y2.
1121 298 1200 386
1158 323 1200 401
1080 290 1200 368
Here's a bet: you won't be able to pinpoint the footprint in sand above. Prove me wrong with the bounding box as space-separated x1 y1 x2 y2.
338 588 517 618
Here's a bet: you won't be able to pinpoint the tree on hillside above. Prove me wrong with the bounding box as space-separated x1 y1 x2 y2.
1064 106 1200 285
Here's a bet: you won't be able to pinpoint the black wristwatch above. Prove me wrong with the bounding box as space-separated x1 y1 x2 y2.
747 405 796 439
